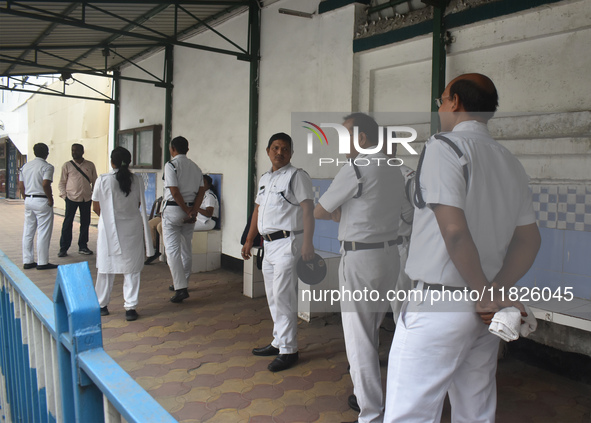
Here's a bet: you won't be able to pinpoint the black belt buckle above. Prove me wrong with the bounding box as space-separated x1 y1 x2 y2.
263 230 290 242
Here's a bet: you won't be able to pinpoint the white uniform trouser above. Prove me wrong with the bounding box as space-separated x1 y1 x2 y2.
261 234 302 354
385 283 499 423
392 238 412 323
340 243 399 423
95 272 141 310
22 197 54 266
162 206 194 290
194 219 215 231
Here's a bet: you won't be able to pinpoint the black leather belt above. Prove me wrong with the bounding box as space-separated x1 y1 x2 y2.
342 237 401 251
262 230 303 242
25 194 47 198
414 281 465 292
166 201 194 207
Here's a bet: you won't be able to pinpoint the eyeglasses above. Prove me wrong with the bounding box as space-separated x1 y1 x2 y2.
435 96 452 108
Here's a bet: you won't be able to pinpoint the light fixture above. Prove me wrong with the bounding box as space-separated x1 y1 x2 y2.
59 72 73 82
278 8 314 18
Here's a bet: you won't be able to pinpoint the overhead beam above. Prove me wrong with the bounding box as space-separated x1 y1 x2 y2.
0 6 251 60
0 85 115 103
3 2 80 74
0 57 170 87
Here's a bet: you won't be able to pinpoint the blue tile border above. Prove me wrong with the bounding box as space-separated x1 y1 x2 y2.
534 184 591 232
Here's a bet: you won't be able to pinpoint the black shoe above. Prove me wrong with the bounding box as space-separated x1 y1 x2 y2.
79 248 93 255
252 344 280 356
100 306 109 316
36 263 58 270
169 285 175 292
170 288 189 303
23 262 37 269
58 250 67 257
348 394 360 412
144 252 161 265
268 352 299 372
125 309 138 321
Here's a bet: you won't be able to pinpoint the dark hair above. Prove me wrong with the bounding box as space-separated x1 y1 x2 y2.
203 174 219 198
267 133 292 150
72 143 84 153
33 143 49 158
111 147 133 196
343 113 380 146
449 78 498 120
171 136 189 154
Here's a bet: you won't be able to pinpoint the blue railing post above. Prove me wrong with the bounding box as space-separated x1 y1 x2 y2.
53 262 104 423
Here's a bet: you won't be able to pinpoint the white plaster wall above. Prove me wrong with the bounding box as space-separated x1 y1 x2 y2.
119 0 356 259
357 0 591 181
27 74 111 211
258 0 356 179
119 51 167 130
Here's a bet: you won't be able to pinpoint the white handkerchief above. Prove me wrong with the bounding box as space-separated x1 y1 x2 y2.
489 305 537 342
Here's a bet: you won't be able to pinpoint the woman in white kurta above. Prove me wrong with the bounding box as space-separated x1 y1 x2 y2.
92 147 154 321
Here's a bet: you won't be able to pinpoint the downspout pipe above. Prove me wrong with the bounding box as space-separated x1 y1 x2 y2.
247 0 261 216
430 1 449 134
164 44 174 163
113 70 120 149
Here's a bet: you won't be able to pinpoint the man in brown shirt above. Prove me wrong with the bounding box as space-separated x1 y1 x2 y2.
58 143 97 257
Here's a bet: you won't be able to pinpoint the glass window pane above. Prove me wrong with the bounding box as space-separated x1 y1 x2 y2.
136 130 153 167
118 133 133 160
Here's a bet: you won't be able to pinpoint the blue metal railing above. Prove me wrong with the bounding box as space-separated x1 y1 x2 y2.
0 249 177 422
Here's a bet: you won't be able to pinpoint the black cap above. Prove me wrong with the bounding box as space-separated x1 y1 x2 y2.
296 254 327 285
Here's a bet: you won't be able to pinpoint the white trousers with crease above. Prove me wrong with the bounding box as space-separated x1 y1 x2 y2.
261 234 302 354
162 207 194 290
385 284 499 423
340 243 399 423
22 197 54 266
95 272 141 310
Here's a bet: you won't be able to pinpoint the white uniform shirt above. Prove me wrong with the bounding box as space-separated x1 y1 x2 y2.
196 189 219 224
398 165 415 238
406 120 536 287
20 157 54 195
256 163 313 235
318 152 404 243
163 154 203 204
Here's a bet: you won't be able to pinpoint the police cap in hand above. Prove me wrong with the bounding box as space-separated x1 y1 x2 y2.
297 253 327 285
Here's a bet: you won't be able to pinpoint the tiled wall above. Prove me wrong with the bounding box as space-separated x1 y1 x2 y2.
314 178 591 300
520 184 591 300
312 179 340 255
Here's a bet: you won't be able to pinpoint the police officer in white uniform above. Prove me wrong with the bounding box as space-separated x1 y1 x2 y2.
193 174 219 232
315 113 405 423
19 143 58 270
384 74 541 422
162 136 205 303
242 132 315 372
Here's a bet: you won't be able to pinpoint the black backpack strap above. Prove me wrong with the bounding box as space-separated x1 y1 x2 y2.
69 160 91 184
413 134 469 209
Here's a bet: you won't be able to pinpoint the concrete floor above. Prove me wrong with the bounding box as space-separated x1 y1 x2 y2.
1 199 590 422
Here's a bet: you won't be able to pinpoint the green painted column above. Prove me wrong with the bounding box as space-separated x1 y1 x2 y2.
247 0 260 216
430 1 449 135
164 44 174 164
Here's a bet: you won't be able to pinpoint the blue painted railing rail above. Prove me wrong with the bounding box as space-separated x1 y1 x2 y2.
0 250 177 422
